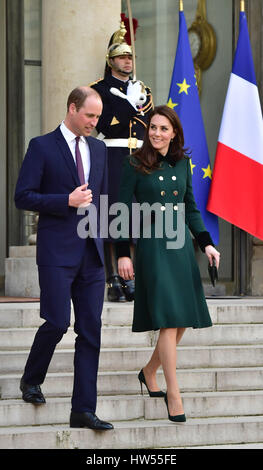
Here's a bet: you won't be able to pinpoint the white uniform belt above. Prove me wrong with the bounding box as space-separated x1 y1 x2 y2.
102 138 143 149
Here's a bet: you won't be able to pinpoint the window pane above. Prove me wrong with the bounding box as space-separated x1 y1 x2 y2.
24 0 41 61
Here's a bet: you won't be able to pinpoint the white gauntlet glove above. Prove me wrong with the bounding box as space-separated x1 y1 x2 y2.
110 80 147 111
127 80 147 109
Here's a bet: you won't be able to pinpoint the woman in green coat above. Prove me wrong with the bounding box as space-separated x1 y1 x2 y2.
117 105 220 422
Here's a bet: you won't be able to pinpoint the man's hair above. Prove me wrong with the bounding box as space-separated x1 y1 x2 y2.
67 87 101 112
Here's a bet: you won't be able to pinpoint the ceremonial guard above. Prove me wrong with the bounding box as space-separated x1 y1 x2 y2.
91 18 154 301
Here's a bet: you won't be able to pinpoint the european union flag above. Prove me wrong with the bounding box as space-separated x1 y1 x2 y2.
167 10 219 244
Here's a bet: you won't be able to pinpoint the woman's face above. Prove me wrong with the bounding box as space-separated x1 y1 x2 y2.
148 114 176 156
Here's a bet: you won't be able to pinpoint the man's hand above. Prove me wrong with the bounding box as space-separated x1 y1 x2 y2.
110 81 147 110
68 183 93 208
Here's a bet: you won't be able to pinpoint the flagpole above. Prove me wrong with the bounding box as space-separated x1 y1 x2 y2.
126 0 137 80
179 0 184 11
239 0 248 295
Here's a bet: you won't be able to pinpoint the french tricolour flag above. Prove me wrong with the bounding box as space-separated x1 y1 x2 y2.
207 11 263 240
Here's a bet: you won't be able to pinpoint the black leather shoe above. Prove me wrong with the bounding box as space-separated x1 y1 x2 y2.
119 278 135 301
70 411 114 430
20 378 46 405
107 275 126 302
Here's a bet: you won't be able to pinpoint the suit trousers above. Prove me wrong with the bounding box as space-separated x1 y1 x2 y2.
22 238 105 413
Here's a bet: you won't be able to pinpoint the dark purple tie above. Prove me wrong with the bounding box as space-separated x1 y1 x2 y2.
75 136 85 185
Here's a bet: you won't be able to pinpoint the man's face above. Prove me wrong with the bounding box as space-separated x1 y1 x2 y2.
69 95 102 137
110 54 133 76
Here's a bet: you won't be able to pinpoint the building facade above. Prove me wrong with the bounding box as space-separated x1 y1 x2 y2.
0 0 263 296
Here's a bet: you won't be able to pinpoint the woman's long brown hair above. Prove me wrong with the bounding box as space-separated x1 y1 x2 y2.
131 105 188 174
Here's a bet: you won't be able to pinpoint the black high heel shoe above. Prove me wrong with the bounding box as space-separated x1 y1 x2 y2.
138 369 165 398
164 393 186 422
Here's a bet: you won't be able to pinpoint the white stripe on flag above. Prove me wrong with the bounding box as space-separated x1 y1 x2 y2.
218 73 263 165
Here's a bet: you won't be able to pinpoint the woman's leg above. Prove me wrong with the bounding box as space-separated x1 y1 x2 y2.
142 327 186 392
157 328 184 416
142 341 162 392
176 327 186 345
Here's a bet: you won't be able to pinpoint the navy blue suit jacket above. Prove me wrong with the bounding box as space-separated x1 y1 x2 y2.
15 126 108 267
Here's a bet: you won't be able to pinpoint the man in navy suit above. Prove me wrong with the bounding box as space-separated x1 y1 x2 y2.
15 86 113 430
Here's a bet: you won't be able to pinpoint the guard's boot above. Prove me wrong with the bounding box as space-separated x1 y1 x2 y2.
119 277 135 301
107 275 126 302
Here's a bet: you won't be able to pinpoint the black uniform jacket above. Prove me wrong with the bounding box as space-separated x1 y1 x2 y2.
90 74 153 141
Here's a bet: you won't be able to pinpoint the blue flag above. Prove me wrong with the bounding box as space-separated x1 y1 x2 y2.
167 11 219 244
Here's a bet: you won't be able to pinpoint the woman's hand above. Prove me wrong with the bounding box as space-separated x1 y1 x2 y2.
118 257 134 280
205 245 220 269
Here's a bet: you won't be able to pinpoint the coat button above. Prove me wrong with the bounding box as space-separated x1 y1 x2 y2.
172 176 176 180
173 205 178 211
159 176 164 181
161 191 165 196
173 190 178 196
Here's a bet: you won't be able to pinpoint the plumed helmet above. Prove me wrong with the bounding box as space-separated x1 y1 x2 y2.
106 42 133 65
106 21 133 67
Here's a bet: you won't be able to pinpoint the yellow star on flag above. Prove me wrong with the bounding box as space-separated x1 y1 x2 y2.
202 164 212 179
167 98 178 109
176 78 191 95
190 159 196 175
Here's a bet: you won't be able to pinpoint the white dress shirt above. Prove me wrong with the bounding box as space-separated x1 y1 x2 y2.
60 121 91 183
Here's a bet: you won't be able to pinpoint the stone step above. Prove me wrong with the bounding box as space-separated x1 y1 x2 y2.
189 443 263 449
0 326 151 350
0 302 134 328
0 298 263 328
1 391 263 428
0 344 262 374
0 415 263 449
1 322 263 350
1 367 263 400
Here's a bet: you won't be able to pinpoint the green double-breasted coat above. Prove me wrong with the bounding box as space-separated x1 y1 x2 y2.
118 155 213 332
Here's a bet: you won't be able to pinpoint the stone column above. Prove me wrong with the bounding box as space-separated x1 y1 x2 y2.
5 0 121 297
42 0 121 133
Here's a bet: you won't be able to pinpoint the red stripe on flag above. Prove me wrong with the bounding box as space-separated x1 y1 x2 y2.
207 142 263 240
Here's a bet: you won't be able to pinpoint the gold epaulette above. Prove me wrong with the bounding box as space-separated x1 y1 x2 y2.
88 78 103 87
140 82 152 93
